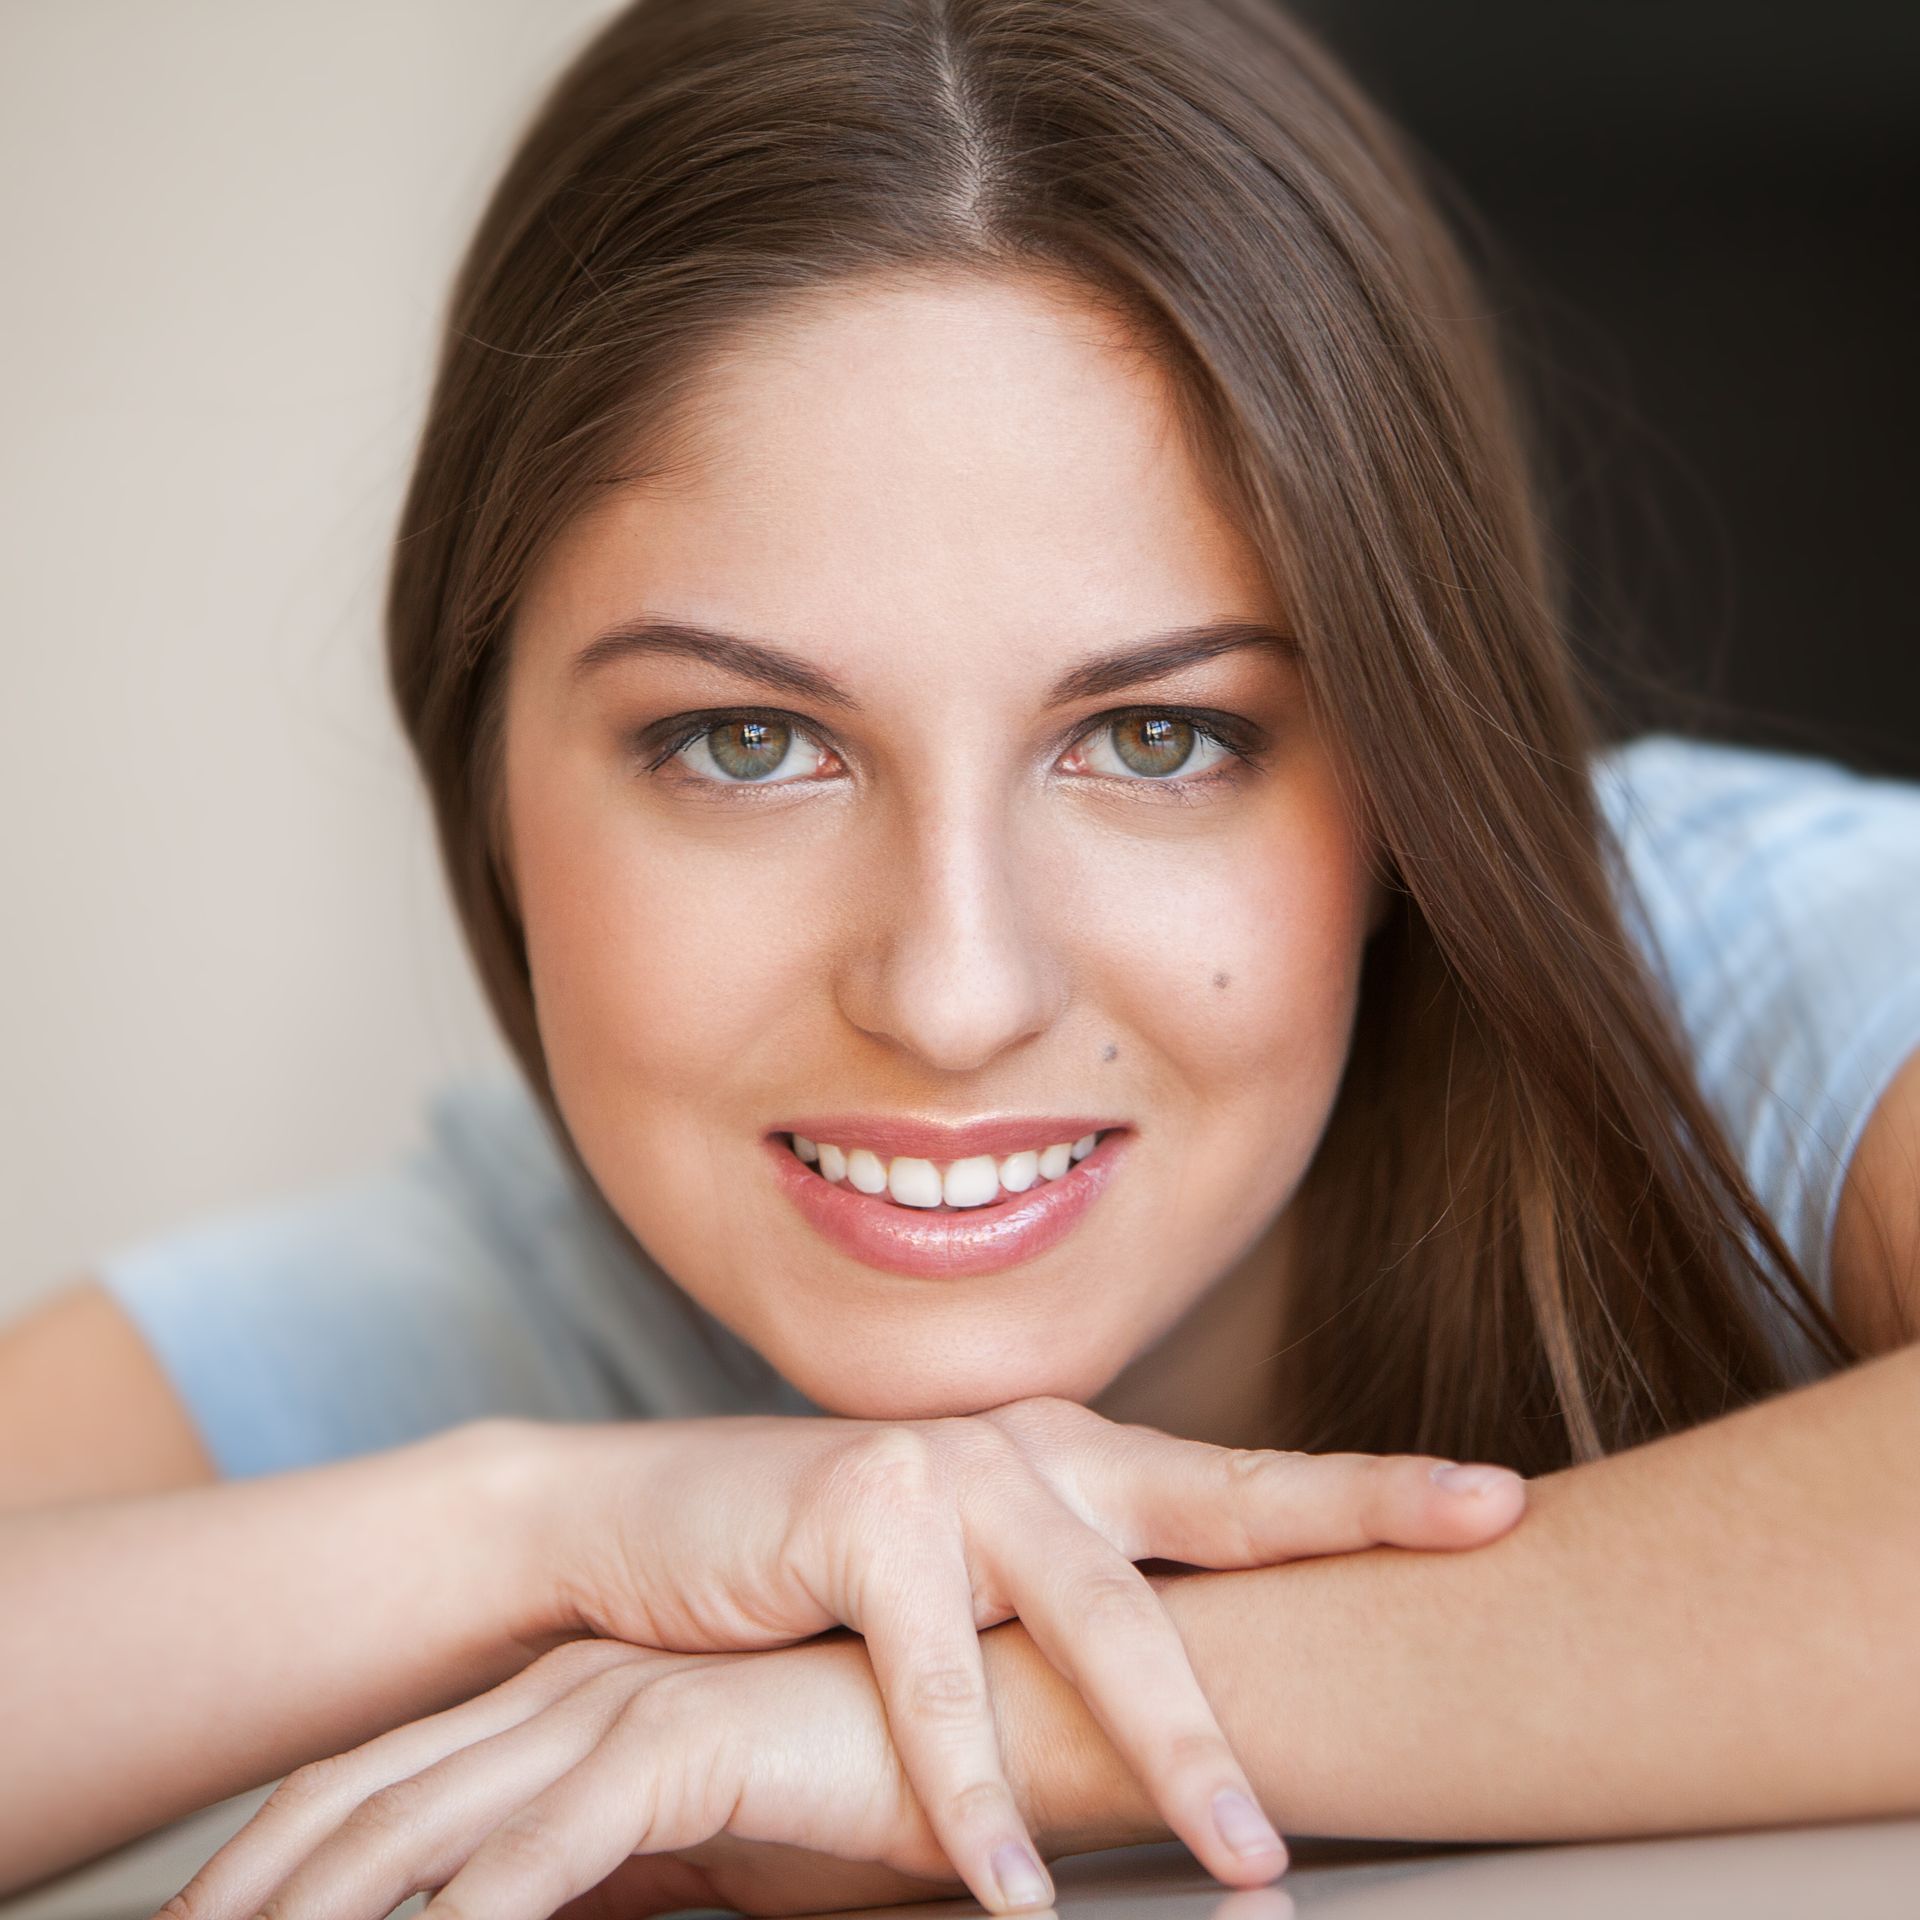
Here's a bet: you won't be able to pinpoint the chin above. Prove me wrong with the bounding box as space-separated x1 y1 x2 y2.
779 1342 1115 1422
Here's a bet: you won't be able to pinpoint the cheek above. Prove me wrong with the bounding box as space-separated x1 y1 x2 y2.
1065 780 1374 1110
506 744 840 1133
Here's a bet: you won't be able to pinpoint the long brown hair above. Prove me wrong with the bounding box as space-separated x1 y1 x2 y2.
387 0 1856 1473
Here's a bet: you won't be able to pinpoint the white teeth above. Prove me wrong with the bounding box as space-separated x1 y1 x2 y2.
846 1147 889 1195
791 1132 1109 1206
943 1155 1001 1208
887 1157 944 1208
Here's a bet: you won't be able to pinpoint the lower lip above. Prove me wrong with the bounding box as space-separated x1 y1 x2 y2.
763 1130 1132 1279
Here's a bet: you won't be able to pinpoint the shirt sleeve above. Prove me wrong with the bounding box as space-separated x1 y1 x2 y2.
93 1084 644 1479
1595 735 1920 1352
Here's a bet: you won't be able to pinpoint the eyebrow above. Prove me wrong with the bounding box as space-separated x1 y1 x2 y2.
568 616 1300 710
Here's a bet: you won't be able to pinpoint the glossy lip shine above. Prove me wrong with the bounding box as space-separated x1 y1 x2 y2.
763 1119 1132 1279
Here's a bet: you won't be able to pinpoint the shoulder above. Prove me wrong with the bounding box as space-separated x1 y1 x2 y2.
1832 1012 1920 1353
89 1079 620 1476
1591 731 1920 913
92 1068 807 1476
416 1070 812 1416
1590 734 1920 1361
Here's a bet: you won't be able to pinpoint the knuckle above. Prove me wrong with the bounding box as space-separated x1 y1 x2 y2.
902 1661 988 1722
824 1427 939 1511
944 1775 1014 1827
262 1754 351 1818
1162 1726 1237 1773
574 1657 666 1723
929 1414 1019 1476
619 1658 733 1743
1367 1451 1418 1488
1224 1445 1306 1483
532 1636 635 1690
477 1811 565 1880
984 1395 1099 1448
608 1663 701 1731
1075 1569 1159 1635
344 1772 435 1842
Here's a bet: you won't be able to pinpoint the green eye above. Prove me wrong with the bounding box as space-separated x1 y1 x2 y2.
1081 712 1238 782
666 715 832 786
705 718 793 780
643 703 1262 797
1111 715 1199 776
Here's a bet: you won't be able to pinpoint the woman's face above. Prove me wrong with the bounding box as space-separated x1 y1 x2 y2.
503 270 1382 1419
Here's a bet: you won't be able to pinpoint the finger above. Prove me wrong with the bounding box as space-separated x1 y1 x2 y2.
235 1679 634 1920
855 1522 1056 1916
983 1480 1289 1890
424 1694 729 1919
166 1640 636 1920
1084 1428 1527 1568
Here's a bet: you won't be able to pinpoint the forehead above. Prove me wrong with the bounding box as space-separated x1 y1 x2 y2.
515 271 1280 672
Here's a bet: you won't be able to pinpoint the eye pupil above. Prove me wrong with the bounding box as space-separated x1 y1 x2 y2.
1112 715 1195 777
708 718 791 780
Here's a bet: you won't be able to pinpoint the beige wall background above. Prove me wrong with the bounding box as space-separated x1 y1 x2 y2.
0 1 624 1313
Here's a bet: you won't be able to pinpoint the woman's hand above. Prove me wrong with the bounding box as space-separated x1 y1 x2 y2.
164 1633 980 1920
508 1397 1526 1909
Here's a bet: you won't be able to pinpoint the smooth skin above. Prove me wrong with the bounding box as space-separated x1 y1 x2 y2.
1 266 1914 1909
156 1130 1920 1919
0 1393 1523 1900
500 270 1384 1437
0 1050 1911 1909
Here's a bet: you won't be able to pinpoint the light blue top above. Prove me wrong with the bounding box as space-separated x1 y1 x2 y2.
97 736 1920 1478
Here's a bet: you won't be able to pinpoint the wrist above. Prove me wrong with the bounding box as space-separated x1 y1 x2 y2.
980 1615 1167 1860
427 1416 591 1655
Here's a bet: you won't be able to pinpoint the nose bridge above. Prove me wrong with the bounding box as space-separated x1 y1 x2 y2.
837 774 1066 1073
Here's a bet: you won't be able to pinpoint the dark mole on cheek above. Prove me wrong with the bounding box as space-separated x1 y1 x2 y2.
1212 971 1231 989
1102 1043 1119 1062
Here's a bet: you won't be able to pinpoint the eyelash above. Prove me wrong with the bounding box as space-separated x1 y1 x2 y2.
634 705 1269 799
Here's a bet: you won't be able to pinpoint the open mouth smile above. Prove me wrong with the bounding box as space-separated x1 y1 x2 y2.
762 1125 1132 1278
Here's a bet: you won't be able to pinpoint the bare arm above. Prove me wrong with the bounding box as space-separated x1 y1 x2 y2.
0 1280 218 1510
0 1419 564 1894
994 1047 1920 1852
986 1336 1920 1854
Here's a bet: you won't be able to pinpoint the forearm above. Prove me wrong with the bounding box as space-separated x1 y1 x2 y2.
989 1342 1920 1854
0 1418 565 1892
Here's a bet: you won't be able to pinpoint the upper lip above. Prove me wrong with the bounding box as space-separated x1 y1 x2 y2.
770 1114 1127 1161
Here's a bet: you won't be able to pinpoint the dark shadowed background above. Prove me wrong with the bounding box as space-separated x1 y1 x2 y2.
1294 0 1919 777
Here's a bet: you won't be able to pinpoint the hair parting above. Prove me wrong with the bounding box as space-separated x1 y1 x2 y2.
387 0 1856 1472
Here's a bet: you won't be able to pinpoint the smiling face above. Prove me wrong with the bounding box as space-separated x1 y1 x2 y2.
501 268 1382 1421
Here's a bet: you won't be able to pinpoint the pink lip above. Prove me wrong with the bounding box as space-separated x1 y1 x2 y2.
763 1129 1132 1279
770 1114 1123 1161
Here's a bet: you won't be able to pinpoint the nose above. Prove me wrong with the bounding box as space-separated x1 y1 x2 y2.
833 787 1067 1074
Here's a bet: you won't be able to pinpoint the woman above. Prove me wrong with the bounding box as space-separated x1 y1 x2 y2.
3 0 1917 1914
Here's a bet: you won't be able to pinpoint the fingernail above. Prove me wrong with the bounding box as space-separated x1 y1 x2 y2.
1430 1461 1520 1496
1212 1787 1286 1860
990 1839 1051 1911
